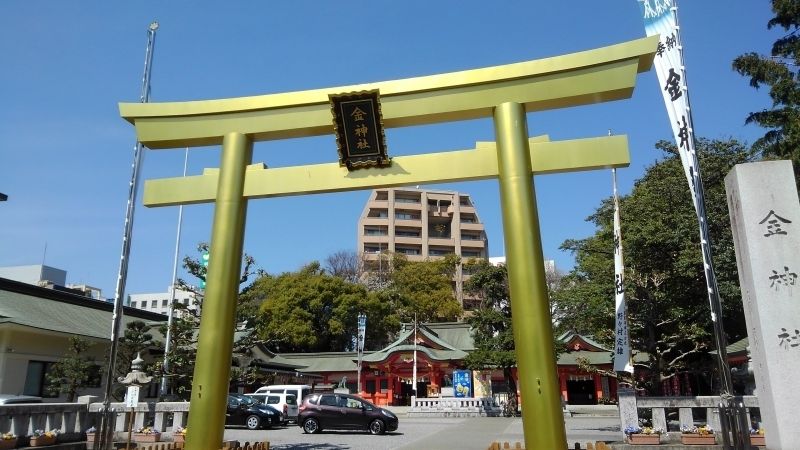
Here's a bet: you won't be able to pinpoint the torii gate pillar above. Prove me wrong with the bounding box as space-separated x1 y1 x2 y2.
495 102 566 446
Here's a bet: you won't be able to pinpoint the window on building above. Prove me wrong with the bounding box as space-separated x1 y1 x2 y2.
380 378 389 392
395 229 420 237
129 301 137 308
23 361 57 397
364 226 387 236
429 248 454 256
395 212 414 220
162 299 168 307
396 247 420 255
366 379 377 394
462 251 482 258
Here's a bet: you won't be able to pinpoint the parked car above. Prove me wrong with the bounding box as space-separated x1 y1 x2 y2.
225 393 282 429
298 393 398 435
246 393 298 424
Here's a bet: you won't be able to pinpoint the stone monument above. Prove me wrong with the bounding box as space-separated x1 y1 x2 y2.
725 160 800 450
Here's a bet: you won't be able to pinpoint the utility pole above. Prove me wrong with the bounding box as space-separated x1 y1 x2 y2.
98 21 159 450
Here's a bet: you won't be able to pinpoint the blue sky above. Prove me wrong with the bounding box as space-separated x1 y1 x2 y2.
0 1 779 298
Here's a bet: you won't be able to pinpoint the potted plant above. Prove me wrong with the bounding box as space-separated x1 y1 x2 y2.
0 432 17 449
750 428 766 447
133 426 161 443
624 425 662 445
85 426 97 449
29 429 59 447
680 424 716 445
173 426 187 443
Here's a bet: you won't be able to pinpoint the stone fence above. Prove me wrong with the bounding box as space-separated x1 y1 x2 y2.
618 390 760 443
0 400 190 443
408 396 501 417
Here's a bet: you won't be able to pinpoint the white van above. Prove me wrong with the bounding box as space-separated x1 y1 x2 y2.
254 385 312 406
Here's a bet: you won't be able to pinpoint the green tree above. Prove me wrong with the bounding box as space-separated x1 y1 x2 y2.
733 0 800 180
463 260 566 406
156 302 199 399
156 242 263 399
553 138 754 395
246 262 400 353
46 336 99 402
462 260 518 404
387 253 463 323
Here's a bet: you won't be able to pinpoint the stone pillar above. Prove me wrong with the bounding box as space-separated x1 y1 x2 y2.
617 387 638 436
725 160 800 450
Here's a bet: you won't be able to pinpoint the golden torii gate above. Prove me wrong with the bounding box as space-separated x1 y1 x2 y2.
120 36 656 450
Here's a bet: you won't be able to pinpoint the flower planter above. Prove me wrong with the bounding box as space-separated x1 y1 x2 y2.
85 432 96 449
681 434 716 445
0 439 17 449
133 433 161 443
628 434 660 445
750 435 766 446
30 435 57 447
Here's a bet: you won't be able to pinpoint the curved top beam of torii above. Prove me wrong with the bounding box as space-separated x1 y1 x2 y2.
120 36 657 149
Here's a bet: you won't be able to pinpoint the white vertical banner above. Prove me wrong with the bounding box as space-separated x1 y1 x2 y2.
612 169 634 373
639 0 701 213
357 313 367 353
637 6 743 430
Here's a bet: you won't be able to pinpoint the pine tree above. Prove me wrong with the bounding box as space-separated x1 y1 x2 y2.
46 336 98 402
732 0 800 181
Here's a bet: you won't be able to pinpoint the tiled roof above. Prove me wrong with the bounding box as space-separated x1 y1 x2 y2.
0 277 167 340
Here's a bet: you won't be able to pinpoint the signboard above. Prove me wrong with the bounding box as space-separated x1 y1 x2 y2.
452 369 472 398
330 90 390 170
125 385 140 408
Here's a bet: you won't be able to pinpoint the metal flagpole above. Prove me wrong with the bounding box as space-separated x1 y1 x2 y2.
98 21 159 450
160 147 188 398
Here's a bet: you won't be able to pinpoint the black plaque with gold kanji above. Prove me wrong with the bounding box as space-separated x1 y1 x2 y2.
330 90 390 170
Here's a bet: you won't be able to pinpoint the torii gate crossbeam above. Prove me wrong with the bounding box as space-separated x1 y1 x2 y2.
120 36 657 450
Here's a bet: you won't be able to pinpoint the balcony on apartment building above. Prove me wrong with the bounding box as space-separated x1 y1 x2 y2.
394 210 422 228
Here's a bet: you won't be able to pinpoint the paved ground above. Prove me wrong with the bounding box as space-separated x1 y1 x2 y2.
222 415 623 450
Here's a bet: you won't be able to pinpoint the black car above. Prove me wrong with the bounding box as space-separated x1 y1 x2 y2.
226 393 282 429
298 393 398 435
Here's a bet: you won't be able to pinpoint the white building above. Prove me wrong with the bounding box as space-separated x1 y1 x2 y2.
0 265 105 302
489 256 555 274
0 265 67 286
128 287 199 316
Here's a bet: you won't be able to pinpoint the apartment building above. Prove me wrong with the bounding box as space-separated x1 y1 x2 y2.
357 187 488 308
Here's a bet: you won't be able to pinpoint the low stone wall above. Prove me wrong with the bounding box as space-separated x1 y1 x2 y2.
408 396 501 417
